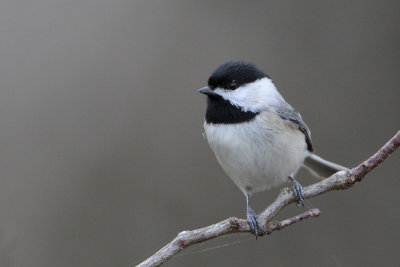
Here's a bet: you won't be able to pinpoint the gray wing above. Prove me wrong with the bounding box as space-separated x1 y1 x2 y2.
273 103 313 152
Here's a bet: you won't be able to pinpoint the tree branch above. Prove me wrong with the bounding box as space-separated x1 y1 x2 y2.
137 130 400 267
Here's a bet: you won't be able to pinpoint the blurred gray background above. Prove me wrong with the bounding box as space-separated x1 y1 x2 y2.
0 1 399 266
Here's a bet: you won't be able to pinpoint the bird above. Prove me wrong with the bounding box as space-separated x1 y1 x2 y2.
198 60 347 237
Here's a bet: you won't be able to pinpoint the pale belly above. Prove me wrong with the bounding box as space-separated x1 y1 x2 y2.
204 111 307 194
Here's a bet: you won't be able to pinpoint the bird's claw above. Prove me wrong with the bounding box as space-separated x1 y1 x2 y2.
291 177 305 207
247 207 260 239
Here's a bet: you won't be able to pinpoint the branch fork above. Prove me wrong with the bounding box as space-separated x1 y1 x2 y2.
138 131 400 267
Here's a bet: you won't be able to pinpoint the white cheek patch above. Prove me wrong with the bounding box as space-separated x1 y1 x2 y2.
213 78 284 112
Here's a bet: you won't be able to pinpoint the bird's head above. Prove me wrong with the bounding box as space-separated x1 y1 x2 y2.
199 61 282 113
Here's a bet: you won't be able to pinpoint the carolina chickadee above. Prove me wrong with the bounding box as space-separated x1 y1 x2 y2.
199 61 347 237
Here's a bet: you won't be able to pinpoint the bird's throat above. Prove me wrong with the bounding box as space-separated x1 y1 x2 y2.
205 96 259 124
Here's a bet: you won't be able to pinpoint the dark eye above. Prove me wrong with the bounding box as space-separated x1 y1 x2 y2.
228 80 237 89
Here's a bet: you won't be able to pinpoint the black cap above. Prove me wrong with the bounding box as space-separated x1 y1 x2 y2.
207 60 269 90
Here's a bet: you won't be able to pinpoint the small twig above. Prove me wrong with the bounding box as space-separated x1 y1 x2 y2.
137 130 400 267
273 208 321 231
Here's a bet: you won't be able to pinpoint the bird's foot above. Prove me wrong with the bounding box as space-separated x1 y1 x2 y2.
289 176 305 207
246 207 260 239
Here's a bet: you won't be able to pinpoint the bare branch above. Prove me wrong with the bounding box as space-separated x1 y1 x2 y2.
137 130 400 267
274 208 321 230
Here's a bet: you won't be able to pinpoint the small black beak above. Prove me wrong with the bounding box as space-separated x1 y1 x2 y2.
198 86 217 96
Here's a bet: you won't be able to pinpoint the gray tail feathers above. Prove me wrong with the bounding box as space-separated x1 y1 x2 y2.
303 153 348 178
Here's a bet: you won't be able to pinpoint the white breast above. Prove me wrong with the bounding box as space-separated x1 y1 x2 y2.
204 110 307 194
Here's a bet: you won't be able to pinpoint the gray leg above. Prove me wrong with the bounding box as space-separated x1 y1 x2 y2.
289 175 305 207
246 192 260 239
